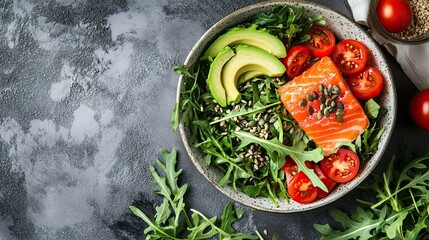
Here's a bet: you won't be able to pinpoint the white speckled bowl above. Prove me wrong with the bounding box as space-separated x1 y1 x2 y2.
176 0 396 212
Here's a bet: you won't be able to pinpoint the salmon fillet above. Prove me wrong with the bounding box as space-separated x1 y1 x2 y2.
278 56 369 155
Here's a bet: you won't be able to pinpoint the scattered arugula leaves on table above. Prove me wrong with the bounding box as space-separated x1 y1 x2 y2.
130 148 267 239
314 151 429 239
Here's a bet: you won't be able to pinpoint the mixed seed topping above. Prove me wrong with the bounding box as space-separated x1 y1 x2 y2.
299 83 346 123
208 77 304 171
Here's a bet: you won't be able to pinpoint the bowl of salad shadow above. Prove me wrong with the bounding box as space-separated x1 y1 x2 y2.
174 0 396 212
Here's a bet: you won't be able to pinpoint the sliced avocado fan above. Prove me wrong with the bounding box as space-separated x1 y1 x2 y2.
221 45 285 104
206 46 235 107
206 45 285 107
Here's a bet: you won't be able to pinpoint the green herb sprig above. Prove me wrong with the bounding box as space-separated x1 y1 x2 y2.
130 149 264 239
314 151 429 239
252 6 325 48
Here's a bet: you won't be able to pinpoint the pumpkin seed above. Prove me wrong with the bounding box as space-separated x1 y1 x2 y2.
324 108 330 117
308 106 314 115
264 114 269 122
311 91 318 99
336 109 345 116
333 85 340 93
300 99 307 107
317 111 323 120
325 99 332 107
337 115 344 123
327 85 332 95
324 87 329 96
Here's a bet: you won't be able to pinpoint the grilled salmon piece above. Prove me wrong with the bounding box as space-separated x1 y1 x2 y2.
278 56 369 155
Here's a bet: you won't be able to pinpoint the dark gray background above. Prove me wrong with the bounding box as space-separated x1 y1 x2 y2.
0 0 427 239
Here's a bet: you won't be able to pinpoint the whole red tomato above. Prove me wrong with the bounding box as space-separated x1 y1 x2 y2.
410 89 429 131
376 0 412 33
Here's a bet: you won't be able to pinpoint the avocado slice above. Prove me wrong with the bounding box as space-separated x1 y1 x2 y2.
222 45 286 104
237 68 264 84
203 24 286 59
206 46 235 107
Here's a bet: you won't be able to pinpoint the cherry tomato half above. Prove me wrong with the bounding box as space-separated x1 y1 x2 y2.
303 25 336 58
332 39 368 75
282 157 299 185
313 164 336 198
282 45 313 78
376 0 412 33
320 148 360 183
282 157 313 185
409 88 429 131
347 66 383 100
288 171 318 204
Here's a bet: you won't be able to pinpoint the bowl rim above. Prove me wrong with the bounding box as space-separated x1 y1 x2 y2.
176 0 397 213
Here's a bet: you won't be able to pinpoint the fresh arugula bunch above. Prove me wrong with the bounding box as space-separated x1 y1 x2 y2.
314 151 429 239
129 149 266 239
252 6 325 48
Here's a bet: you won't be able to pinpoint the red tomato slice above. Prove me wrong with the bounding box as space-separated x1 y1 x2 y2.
347 66 383 100
303 25 336 58
282 45 313 78
313 164 336 198
320 148 360 183
282 157 299 185
332 39 368 75
287 171 318 204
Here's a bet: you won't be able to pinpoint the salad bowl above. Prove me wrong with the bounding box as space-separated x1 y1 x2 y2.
176 0 396 212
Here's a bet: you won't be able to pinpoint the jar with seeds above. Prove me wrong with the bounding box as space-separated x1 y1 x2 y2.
369 0 429 44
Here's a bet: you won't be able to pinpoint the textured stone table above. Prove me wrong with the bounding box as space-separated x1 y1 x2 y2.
1 0 427 239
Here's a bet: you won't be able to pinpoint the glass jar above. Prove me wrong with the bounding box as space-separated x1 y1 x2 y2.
369 0 429 44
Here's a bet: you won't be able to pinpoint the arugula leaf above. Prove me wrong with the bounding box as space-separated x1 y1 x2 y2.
314 207 383 240
314 151 429 239
130 149 263 239
356 122 385 162
210 101 281 124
